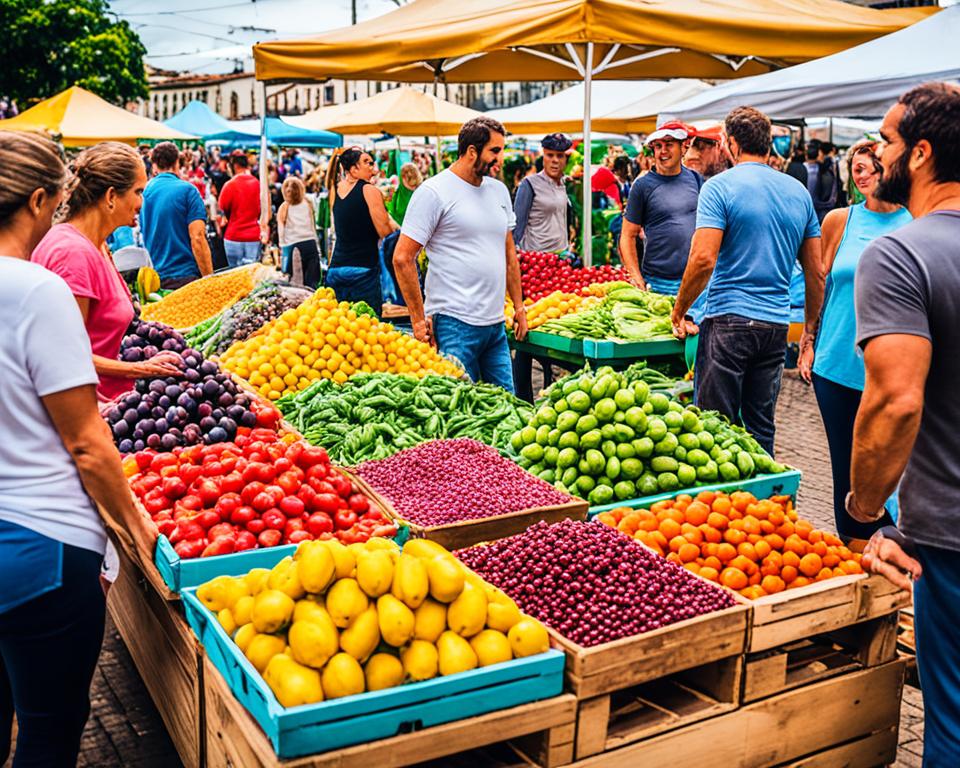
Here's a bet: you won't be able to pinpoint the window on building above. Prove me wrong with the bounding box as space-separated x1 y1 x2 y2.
324 85 335 104
162 94 168 120
375 82 382 93
230 93 239 120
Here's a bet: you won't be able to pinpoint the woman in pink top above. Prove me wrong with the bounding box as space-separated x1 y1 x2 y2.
33 143 182 401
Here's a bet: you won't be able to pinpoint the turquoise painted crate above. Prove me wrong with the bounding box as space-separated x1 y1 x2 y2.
155 535 298 593
155 526 410 593
525 330 584 356
182 590 565 759
583 336 684 360
587 468 802 517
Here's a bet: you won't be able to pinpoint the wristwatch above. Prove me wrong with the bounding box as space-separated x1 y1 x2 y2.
845 491 884 523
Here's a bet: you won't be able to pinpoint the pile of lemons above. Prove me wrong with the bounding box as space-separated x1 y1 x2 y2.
196 537 550 708
505 289 603 332
219 289 462 400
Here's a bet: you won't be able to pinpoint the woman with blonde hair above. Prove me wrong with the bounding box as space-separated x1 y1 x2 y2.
0 130 144 767
33 141 182 400
798 138 912 541
278 175 320 288
388 162 423 225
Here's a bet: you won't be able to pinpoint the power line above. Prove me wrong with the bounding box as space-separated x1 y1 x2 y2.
119 1 278 17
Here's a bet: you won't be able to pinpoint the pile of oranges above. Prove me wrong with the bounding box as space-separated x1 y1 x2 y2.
506 289 603 331
596 490 863 600
220 289 463 400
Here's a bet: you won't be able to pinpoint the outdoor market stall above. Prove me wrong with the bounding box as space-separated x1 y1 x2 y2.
251 0 933 265
0 85 194 146
95 276 912 766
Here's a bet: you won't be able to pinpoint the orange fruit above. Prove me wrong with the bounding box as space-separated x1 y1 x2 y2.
740 585 767 600
822 552 841 568
683 562 700 574
753 540 772 560
717 543 737 563
679 543 701 563
776 521 796 539
737 542 759 562
696 490 717 506
723 528 747 545
649 530 668 550
764 533 785 551
799 553 823 577
767 508 785 526
825 533 843 547
839 559 863 575
685 501 710 526
699 566 720 582
700 524 722 544
706 512 729 531
711 496 732 516
784 535 807 556
781 565 799 584
666 508 686 525
742 515 762 536
702 556 723 572
659 519 682 541
782 550 801 569
812 541 829 558
669 535 687 553
816 567 835 582
808 529 824 545
730 555 758 575
790 576 812 589
761 575 786 594
666 552 682 564
748 571 763 586
676 494 693 506
633 531 649 546
720 567 748 590
650 500 671 516
730 491 755 513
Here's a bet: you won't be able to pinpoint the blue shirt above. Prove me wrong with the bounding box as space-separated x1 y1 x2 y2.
814 202 912 390
625 167 702 280
697 162 820 324
140 173 207 281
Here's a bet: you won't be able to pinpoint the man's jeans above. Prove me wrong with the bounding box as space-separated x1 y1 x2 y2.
694 314 787 455
433 314 515 394
224 239 261 268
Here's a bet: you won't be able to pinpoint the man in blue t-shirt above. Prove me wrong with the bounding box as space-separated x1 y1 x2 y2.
621 121 703 315
140 142 213 289
671 107 823 453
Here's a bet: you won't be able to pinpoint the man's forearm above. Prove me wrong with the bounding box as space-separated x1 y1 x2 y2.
193 238 213 276
619 227 642 281
675 253 714 318
799 238 825 335
505 235 523 308
851 390 921 513
395 250 426 325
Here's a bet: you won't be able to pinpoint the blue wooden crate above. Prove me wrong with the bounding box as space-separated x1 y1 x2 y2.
155 526 410 593
587 468 802 517
182 590 565 759
583 336 684 360
525 330 585 356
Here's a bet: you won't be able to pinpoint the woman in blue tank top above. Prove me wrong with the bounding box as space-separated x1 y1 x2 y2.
798 140 912 542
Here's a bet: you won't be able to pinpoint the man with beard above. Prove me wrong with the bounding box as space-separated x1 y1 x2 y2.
847 82 960 766
394 116 526 393
684 124 729 180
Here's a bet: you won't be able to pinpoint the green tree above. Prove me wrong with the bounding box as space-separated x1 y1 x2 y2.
0 0 147 107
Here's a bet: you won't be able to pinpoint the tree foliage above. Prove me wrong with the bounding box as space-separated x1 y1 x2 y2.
0 0 148 107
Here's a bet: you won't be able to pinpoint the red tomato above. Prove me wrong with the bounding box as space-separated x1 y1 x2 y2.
208 523 236 541
306 512 334 537
279 496 305 518
264 485 285 505
220 472 244 494
335 509 358 530
258 529 282 548
196 479 221 507
330 474 352 498
308 479 336 496
305 464 328 482
286 530 312 544
179 494 203 512
202 537 236 557
194 510 220 530
298 446 329 467
245 518 266 535
284 518 305 537
312 493 340 515
230 505 257 527
201 461 224 477
251 492 275 513
276 471 302 496
262 509 286 531
274 457 292 474
179 464 204 487
255 463 277 484
284 442 304 465
235 531 257 552
169 520 204 544
347 494 369 515
174 539 205 559
156 519 176 538
135 451 155 470
240 481 266 506
162 476 187 500
150 453 178 473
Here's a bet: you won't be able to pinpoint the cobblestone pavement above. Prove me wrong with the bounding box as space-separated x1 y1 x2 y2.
14 369 919 768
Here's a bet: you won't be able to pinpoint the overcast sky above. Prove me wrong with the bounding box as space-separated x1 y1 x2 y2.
109 0 401 75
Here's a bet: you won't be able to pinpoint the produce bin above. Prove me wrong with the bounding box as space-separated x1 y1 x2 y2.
182 590 566 760
525 329 585 356
587 468 802 517
583 337 683 360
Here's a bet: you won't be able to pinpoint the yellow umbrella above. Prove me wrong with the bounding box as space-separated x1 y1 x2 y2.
0 86 194 146
254 0 935 263
287 87 484 136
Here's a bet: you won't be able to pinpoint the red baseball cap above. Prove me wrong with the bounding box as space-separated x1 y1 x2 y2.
690 124 723 143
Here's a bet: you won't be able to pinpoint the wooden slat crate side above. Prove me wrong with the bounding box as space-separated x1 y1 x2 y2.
779 727 899 768
742 614 899 704
108 547 203 768
510 719 576 768
568 660 905 768
552 603 748 697
857 574 912 620
203 655 578 768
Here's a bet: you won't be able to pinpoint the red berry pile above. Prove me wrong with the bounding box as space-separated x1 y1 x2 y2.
520 250 628 303
129 429 397 559
456 519 736 647
354 439 573 527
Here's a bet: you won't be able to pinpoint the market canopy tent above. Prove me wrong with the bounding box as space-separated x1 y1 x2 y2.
253 0 934 263
287 87 484 136
164 100 235 137
207 117 341 149
0 86 194 146
662 5 960 122
487 80 710 136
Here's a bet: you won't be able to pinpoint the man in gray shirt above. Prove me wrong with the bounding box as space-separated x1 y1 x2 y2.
513 133 571 253
849 82 960 766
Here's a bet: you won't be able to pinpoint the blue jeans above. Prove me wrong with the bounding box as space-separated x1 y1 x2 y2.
913 543 960 767
694 314 787 455
433 314 515 394
224 239 261 267
325 266 382 317
811 373 897 540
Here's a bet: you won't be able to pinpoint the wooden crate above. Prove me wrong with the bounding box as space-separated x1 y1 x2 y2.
742 612 899 703
348 471 589 551
746 572 911 653
202 655 578 768
107 544 204 768
565 660 905 767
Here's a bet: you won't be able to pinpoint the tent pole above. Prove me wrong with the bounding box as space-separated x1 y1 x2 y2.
258 81 269 247
582 42 594 268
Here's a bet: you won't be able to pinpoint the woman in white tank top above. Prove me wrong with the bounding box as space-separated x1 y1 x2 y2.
278 177 320 288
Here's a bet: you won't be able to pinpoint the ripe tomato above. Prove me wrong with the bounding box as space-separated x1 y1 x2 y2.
306 512 334 537
335 509 358 530
258 529 282 548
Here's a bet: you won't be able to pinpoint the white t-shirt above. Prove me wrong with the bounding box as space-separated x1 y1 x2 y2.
401 169 516 326
0 258 105 554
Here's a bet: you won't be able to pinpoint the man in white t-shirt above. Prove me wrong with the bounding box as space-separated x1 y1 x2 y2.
394 116 527 393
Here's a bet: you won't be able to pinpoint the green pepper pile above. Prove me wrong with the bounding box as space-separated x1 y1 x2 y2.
276 374 534 464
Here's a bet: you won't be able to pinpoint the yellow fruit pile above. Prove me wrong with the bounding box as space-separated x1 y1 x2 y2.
506 289 603 331
141 266 256 328
196 538 550 708
219 289 462 399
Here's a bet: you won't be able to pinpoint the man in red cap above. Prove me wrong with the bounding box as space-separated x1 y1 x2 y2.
684 124 730 179
619 121 706 321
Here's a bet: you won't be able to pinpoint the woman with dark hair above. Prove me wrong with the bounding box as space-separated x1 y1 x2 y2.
0 130 144 768
798 139 912 542
33 142 182 401
324 148 397 313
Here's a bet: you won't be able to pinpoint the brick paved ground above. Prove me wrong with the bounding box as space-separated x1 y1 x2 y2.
16 369 919 768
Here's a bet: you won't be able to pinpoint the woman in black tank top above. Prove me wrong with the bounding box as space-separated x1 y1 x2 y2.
324 149 397 315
